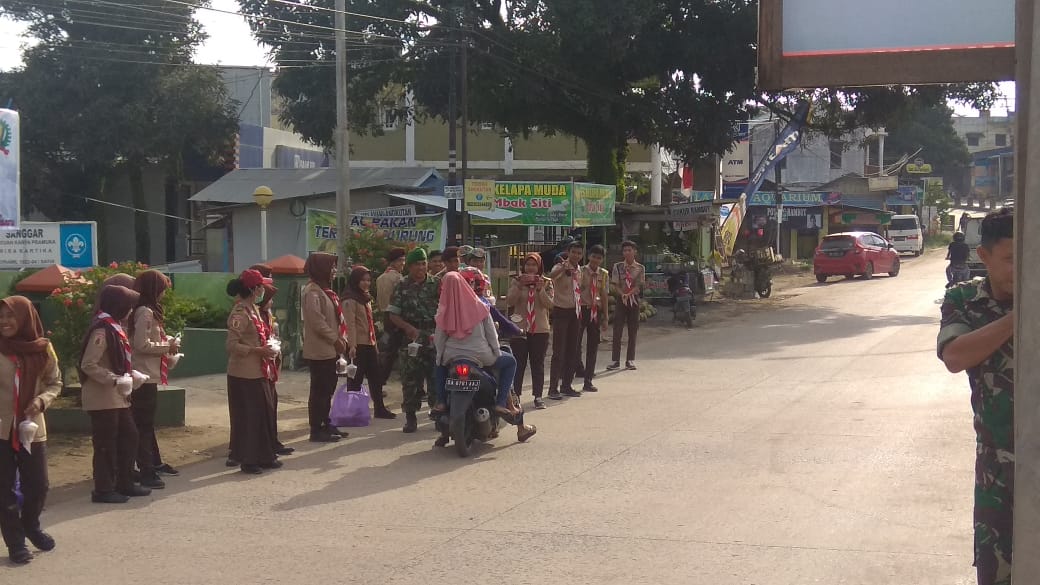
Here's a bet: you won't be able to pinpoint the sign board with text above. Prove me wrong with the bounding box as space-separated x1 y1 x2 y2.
463 179 495 211
472 181 573 226
572 182 617 227
307 209 446 252
0 221 97 269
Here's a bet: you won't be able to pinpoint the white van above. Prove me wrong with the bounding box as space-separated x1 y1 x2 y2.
887 215 924 256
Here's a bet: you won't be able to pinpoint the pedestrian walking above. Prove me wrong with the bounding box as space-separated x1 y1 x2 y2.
250 264 293 458
80 285 150 504
577 245 609 393
937 209 1015 585
376 248 407 389
302 253 349 443
128 270 180 490
342 265 396 419
386 248 439 433
608 241 646 371
505 253 553 409
0 296 61 564
225 270 281 475
547 241 585 400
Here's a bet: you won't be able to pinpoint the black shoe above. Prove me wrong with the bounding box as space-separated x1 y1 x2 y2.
26 530 55 552
309 430 342 443
534 398 546 409
434 435 449 448
626 361 637 371
547 390 563 401
118 485 152 498
8 547 32 564
375 407 397 419
259 460 283 469
325 425 344 438
226 458 240 467
562 388 582 398
138 474 166 490
583 384 599 393
574 366 586 379
155 463 180 477
403 413 418 433
240 464 263 475
92 491 130 504
275 446 296 456
606 362 621 371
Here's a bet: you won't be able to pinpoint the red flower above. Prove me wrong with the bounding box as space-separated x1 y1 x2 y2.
51 288 61 296
353 232 361 239
109 262 118 269
63 298 73 307
77 299 85 307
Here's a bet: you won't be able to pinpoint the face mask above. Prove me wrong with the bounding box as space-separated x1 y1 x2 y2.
255 289 265 304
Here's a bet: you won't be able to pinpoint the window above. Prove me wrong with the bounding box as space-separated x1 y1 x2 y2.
382 108 398 131
967 134 981 147
995 133 1007 147
829 140 845 170
480 122 494 131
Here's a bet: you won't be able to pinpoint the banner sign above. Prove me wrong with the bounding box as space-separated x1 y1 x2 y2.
464 179 495 212
472 181 573 226
747 191 842 207
355 205 416 217
667 202 714 219
719 195 747 257
721 123 751 182
0 109 20 230
572 182 617 227
0 221 97 269
726 101 812 201
307 209 446 252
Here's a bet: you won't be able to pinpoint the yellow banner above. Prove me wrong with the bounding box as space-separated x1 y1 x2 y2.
719 194 747 257
464 179 495 212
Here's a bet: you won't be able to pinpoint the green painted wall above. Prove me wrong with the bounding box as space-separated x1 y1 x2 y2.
170 273 236 310
170 328 229 379
351 127 407 160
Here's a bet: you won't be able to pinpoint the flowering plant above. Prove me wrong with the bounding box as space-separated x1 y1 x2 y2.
340 221 416 275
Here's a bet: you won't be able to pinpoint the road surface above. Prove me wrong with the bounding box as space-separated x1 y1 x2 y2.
4 251 976 584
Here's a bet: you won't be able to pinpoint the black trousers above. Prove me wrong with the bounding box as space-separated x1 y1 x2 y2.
612 301 641 363
347 344 389 411
130 383 158 476
227 376 277 466
549 307 581 392
270 382 283 450
308 358 338 432
378 325 404 387
89 408 138 494
0 440 48 551
579 307 602 386
511 332 550 397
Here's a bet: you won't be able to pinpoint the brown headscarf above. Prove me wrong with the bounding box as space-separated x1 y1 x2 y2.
0 296 51 415
521 252 544 275
305 252 337 289
80 285 140 377
130 269 170 337
95 273 136 311
343 265 372 305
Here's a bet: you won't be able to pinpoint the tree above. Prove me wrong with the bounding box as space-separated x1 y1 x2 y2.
884 102 971 177
0 0 239 262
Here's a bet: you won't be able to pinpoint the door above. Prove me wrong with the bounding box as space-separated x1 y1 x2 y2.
873 235 896 271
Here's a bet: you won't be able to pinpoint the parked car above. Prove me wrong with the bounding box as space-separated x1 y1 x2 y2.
887 215 924 256
813 232 901 283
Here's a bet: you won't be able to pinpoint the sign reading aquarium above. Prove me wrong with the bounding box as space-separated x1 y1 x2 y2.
0 221 98 269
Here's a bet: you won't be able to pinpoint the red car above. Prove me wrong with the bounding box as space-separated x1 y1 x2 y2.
813 232 901 283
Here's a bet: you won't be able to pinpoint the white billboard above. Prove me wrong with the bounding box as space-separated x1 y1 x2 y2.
0 109 20 230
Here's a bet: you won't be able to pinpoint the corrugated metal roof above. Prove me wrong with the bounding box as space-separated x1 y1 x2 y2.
189 167 440 204
387 193 513 221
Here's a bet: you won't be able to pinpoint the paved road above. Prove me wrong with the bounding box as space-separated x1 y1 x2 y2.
5 252 975 584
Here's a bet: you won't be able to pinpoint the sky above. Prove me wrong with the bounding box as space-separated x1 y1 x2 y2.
0 1 1016 117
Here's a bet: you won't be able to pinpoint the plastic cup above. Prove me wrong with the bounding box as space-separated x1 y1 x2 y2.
336 357 349 374
407 341 421 357
346 363 358 379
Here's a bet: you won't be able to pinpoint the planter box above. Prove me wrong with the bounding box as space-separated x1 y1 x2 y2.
170 328 228 379
46 386 186 434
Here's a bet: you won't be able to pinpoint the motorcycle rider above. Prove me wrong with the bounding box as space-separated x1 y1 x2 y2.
946 231 971 287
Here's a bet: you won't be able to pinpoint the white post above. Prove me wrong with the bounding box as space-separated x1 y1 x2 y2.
334 0 352 269
259 207 269 262
504 136 514 175
650 144 662 205
405 90 416 165
877 130 888 175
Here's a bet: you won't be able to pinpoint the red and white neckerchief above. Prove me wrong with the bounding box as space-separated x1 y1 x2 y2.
8 355 19 451
572 267 582 319
323 288 349 342
526 284 537 333
156 318 169 385
241 303 275 381
589 268 600 323
364 302 376 345
623 263 638 307
97 312 133 374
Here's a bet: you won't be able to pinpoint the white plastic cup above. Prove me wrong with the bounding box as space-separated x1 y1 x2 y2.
407 341 421 357
336 357 349 375
346 363 358 379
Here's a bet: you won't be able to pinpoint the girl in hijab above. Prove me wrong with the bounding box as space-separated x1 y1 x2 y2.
225 270 280 475
505 253 554 409
81 285 151 504
341 266 396 419
128 270 180 490
0 296 61 564
302 253 348 443
249 264 293 458
94 273 135 311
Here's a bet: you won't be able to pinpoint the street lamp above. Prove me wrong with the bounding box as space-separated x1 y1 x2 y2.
253 185 274 262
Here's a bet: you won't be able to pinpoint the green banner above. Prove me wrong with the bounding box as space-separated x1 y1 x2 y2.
472 181 573 226
572 182 616 227
307 209 446 252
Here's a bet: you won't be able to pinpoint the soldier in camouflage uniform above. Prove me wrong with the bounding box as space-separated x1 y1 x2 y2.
937 208 1014 585
386 248 441 433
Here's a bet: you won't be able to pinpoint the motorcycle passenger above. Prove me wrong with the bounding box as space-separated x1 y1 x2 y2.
459 267 522 338
947 231 971 286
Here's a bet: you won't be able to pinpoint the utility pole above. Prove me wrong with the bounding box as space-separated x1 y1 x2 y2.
446 20 459 246
459 14 470 245
774 119 783 256
334 0 351 270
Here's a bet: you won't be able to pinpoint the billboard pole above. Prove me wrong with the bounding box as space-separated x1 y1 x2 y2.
334 0 351 270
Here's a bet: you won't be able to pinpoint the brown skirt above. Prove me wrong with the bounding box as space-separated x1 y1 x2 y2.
227 376 278 466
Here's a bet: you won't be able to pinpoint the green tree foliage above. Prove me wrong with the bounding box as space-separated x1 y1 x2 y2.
884 103 971 177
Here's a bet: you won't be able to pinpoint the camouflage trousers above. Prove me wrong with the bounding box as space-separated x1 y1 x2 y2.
399 345 436 415
975 445 1014 585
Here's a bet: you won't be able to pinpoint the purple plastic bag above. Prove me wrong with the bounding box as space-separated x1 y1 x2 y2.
329 382 371 427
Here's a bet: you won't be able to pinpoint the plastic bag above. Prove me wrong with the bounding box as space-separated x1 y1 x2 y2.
329 383 371 427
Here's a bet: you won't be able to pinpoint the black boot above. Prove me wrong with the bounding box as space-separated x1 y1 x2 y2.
403 412 418 433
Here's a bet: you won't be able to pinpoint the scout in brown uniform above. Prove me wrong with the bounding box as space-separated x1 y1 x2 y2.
342 265 396 419
375 248 406 389
0 296 61 564
505 252 554 409
577 245 610 393
94 273 135 310
81 285 150 503
129 270 180 490
225 269 281 475
249 264 293 458
302 253 348 443
608 241 646 371
547 241 585 400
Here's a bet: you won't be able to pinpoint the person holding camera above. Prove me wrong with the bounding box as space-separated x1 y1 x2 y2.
547 241 585 400
506 253 554 409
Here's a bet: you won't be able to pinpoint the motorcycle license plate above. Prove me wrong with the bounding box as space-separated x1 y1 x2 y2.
446 379 480 392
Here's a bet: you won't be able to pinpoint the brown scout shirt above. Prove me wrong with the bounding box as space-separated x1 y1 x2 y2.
302 281 343 360
81 327 131 412
226 302 271 380
0 343 61 443
131 306 171 384
549 261 580 310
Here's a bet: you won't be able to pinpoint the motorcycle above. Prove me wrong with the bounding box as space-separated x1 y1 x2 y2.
672 285 695 328
435 351 521 457
751 264 773 298
947 263 971 288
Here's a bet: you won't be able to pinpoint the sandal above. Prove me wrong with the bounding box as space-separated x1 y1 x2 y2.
517 425 537 443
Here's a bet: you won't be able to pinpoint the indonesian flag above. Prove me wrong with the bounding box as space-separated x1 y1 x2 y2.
681 164 693 199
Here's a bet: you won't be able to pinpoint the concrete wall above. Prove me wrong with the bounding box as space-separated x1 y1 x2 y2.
751 126 869 187
99 164 188 265
953 112 1016 153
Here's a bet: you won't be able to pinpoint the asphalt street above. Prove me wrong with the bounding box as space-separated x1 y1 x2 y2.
4 251 976 584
